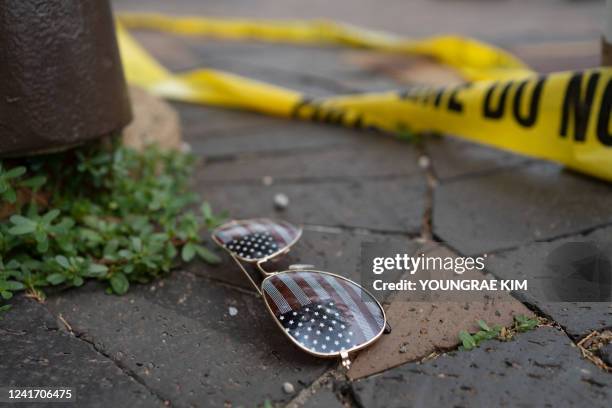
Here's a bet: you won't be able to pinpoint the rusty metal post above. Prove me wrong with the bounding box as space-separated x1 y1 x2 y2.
0 0 132 156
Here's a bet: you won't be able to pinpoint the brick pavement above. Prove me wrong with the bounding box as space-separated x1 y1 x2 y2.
2 0 611 407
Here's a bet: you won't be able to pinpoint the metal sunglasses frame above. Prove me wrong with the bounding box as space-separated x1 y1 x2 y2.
211 218 388 369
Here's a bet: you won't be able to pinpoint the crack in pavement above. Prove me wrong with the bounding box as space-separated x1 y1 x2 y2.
434 158 535 185
285 368 346 408
43 304 172 407
495 287 612 373
417 141 438 241
476 220 612 258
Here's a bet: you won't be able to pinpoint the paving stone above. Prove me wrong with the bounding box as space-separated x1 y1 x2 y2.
47 272 331 407
424 136 531 181
301 386 344 408
189 228 421 305
348 244 531 379
185 118 368 158
130 30 201 72
201 58 350 98
197 136 421 183
433 162 612 255
351 327 611 408
176 102 285 136
0 297 161 407
200 177 426 233
487 225 612 339
183 39 383 93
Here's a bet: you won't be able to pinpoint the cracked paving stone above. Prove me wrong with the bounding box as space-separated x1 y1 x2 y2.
348 244 531 379
196 135 421 183
425 136 531 181
46 272 331 407
200 177 425 234
0 297 162 407
434 162 612 255
487 225 612 338
351 327 611 408
188 228 421 304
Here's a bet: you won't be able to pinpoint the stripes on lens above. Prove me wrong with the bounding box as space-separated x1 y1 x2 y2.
262 280 292 314
263 271 385 355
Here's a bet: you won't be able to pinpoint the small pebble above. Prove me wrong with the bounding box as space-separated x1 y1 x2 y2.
228 306 238 316
282 382 295 394
180 142 192 153
262 176 274 186
418 156 430 169
274 193 289 210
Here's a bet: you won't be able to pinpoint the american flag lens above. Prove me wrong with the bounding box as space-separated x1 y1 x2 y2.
213 219 301 261
262 271 385 355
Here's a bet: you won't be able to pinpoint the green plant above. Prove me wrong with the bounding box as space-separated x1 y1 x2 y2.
458 315 540 351
0 138 225 310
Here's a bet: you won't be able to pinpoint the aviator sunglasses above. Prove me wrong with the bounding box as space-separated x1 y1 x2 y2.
212 218 390 369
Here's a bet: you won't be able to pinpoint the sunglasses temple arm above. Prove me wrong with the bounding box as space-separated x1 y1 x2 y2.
230 253 264 296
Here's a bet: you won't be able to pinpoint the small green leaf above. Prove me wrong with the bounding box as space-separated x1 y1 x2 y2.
477 319 491 332
3 188 17 203
131 237 142 252
34 230 47 243
8 215 36 234
5 281 24 291
1 291 13 300
181 242 196 262
9 215 34 226
47 273 66 285
4 166 26 179
514 315 538 332
42 209 60 224
19 175 46 190
7 223 36 235
87 263 108 277
0 304 11 312
459 330 476 350
55 255 70 269
72 276 84 287
36 237 49 253
195 245 221 264
165 242 177 259
110 273 129 295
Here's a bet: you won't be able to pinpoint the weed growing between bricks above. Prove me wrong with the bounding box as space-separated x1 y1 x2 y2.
458 315 541 351
0 138 224 311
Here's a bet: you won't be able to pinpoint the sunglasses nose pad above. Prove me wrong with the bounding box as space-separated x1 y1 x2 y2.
212 218 302 261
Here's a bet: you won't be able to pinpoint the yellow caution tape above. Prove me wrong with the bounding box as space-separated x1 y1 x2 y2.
116 14 612 183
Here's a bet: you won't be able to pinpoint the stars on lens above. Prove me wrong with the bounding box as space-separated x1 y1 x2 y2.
226 232 278 259
277 300 358 354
